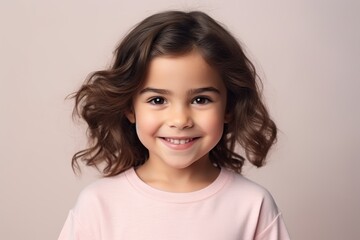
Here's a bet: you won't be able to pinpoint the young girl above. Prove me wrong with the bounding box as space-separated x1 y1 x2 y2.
59 10 290 240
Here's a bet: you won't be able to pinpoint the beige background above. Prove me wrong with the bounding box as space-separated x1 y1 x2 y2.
1 0 359 239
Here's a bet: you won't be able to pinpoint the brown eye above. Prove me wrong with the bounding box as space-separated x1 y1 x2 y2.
148 97 166 105
192 96 212 104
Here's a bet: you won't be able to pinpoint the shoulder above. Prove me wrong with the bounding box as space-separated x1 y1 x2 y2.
68 169 133 232
221 168 280 215
221 169 290 239
81 171 125 194
74 169 131 212
225 169 277 200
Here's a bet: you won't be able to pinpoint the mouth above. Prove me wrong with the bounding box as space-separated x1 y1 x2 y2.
161 137 198 145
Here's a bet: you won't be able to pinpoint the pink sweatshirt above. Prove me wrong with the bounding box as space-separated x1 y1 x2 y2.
59 168 290 239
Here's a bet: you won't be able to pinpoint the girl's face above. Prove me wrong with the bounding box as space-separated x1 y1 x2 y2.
127 50 227 174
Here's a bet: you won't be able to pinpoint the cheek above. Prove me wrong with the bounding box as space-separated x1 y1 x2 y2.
198 112 225 137
135 112 161 137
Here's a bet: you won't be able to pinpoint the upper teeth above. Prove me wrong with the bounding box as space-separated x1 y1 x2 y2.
165 138 192 145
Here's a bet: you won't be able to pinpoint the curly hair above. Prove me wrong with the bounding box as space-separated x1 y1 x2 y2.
71 10 277 176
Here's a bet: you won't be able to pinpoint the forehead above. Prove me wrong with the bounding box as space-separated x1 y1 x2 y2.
144 51 224 90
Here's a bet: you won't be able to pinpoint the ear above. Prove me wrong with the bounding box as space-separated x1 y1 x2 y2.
224 112 232 123
125 110 136 124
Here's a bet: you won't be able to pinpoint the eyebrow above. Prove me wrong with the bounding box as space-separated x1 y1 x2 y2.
139 87 221 95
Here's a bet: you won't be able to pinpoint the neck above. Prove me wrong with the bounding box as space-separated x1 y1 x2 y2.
135 156 220 193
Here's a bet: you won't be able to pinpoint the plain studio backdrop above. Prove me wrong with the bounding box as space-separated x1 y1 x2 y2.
1 0 359 239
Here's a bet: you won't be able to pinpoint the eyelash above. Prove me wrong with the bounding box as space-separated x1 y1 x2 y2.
191 96 212 104
147 97 166 105
147 96 212 105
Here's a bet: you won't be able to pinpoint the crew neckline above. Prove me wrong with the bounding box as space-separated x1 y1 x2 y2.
125 167 232 203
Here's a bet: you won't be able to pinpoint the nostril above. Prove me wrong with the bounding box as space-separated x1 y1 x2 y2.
169 120 194 129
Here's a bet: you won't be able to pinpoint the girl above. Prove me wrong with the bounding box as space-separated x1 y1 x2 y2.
59 11 290 240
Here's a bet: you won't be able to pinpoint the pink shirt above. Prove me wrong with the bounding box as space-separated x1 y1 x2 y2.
59 168 290 239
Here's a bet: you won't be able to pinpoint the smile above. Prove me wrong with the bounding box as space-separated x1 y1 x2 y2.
163 138 195 145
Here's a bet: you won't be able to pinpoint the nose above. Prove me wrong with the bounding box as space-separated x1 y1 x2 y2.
167 105 194 130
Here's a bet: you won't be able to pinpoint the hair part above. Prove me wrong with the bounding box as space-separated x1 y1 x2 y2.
71 10 277 176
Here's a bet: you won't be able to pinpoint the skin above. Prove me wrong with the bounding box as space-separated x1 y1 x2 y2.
127 50 228 192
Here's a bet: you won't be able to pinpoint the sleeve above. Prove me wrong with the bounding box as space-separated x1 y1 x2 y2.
246 183 290 240
58 210 95 240
254 212 290 240
58 178 112 240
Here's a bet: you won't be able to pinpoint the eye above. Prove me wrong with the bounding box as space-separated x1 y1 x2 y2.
148 97 166 105
192 96 212 105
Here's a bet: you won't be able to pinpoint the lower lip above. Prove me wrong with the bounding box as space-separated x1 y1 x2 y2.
159 138 198 150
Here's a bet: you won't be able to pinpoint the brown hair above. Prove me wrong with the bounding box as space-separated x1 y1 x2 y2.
72 11 277 176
